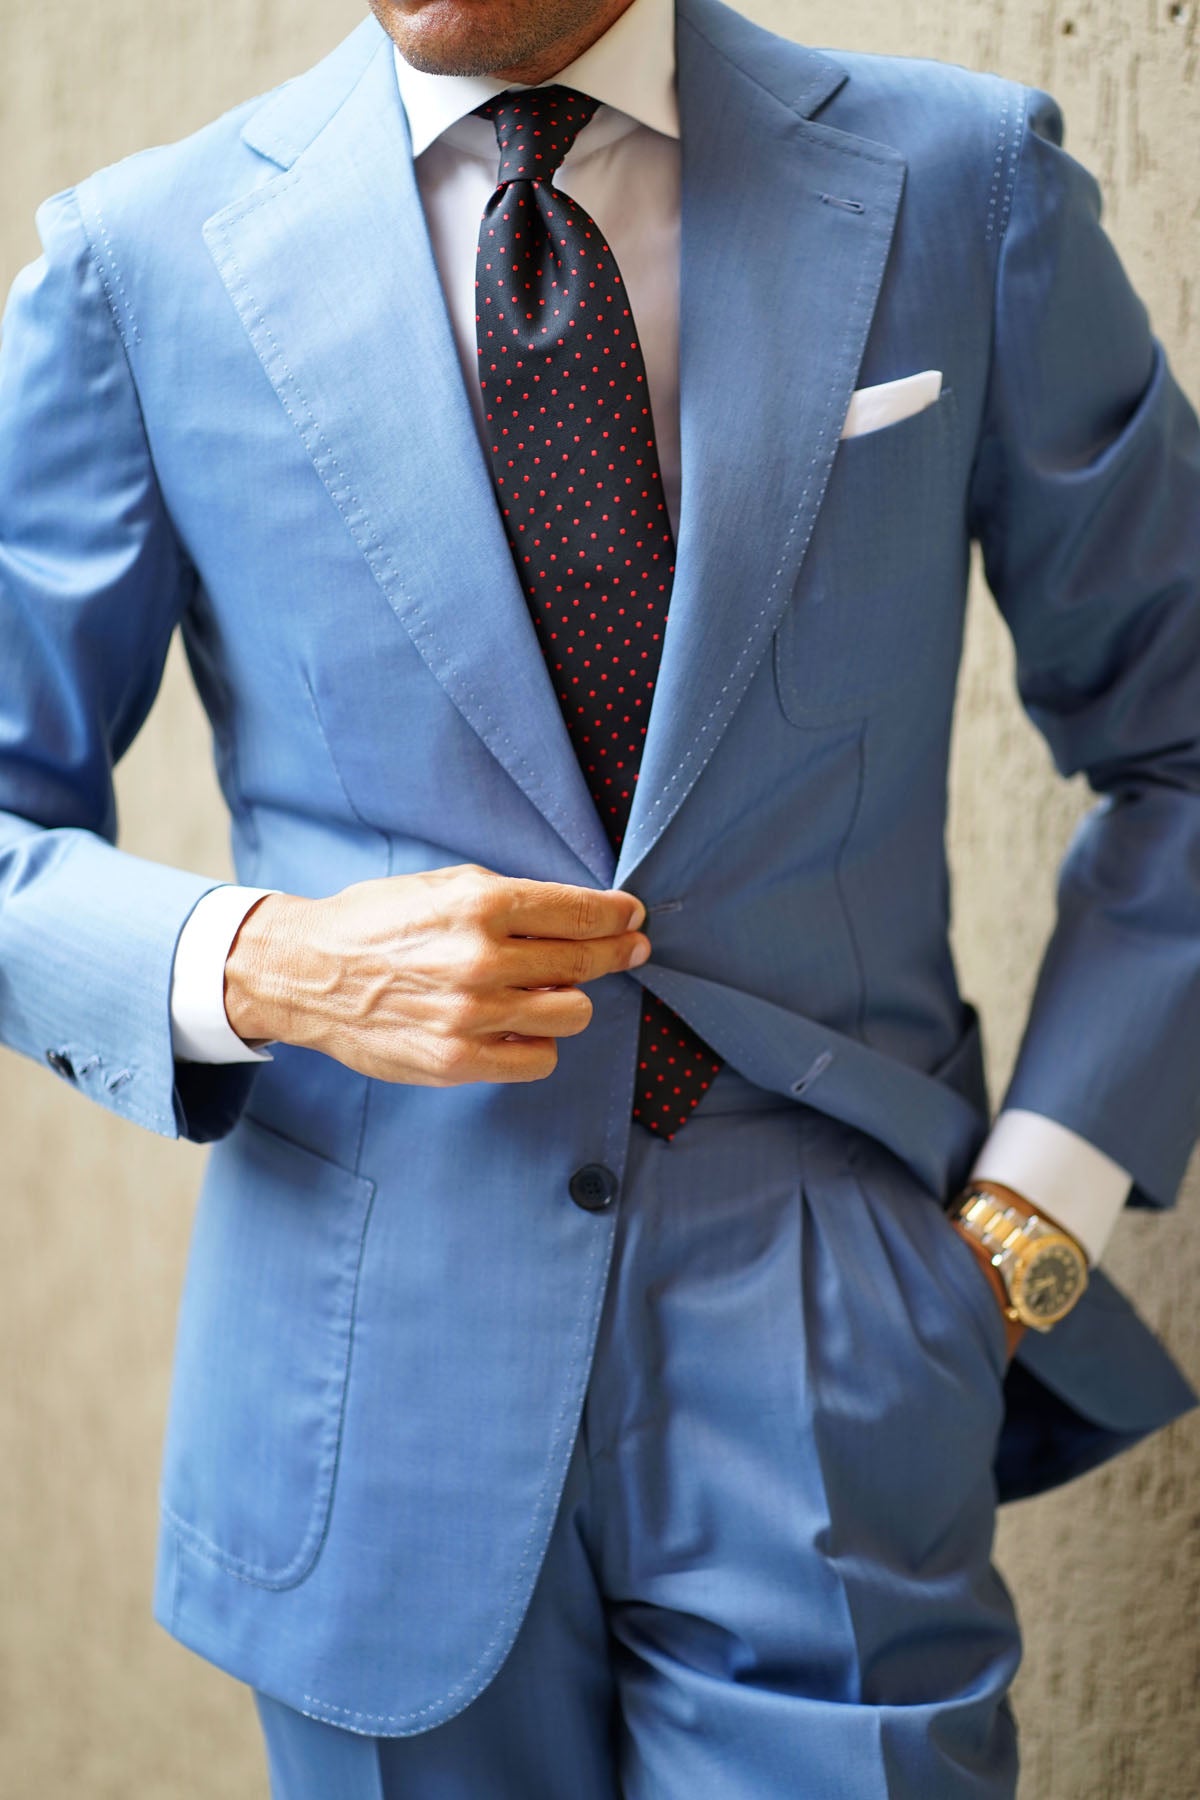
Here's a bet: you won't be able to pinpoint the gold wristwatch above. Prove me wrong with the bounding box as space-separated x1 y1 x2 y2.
947 1185 1089 1331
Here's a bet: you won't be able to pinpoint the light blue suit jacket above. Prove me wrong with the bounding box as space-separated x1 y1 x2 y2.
2 0 1198 1731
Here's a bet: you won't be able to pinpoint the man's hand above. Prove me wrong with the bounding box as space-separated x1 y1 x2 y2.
222 863 650 1087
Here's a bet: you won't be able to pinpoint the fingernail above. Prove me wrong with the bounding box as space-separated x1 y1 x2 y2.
626 898 646 930
629 939 650 967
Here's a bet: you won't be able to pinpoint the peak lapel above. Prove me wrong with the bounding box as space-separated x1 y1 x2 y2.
612 0 906 889
204 29 618 886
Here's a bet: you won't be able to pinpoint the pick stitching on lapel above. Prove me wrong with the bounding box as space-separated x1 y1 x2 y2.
205 35 620 885
612 0 906 887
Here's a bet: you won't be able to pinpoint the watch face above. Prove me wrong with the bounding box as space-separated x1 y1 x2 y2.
1010 1236 1087 1325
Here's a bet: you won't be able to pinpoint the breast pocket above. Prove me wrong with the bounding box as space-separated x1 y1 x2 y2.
160 1114 376 1589
772 385 962 727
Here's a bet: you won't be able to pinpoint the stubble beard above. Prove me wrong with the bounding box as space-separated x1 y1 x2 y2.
369 0 620 80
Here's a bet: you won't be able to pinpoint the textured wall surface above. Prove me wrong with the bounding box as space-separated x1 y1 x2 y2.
0 2 1196 1795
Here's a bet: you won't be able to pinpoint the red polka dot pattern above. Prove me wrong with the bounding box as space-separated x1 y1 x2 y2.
473 84 722 1140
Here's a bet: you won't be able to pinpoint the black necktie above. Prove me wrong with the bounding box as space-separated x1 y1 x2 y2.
472 84 722 1138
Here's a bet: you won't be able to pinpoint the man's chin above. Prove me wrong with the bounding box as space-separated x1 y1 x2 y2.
389 29 524 79
377 0 511 74
393 45 500 76
375 0 567 78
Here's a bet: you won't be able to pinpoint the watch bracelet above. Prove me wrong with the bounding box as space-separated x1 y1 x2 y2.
948 1184 1088 1329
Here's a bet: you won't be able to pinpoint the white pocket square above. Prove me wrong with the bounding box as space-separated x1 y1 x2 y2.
840 369 943 440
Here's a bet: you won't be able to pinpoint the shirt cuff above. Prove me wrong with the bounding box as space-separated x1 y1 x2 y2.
170 885 280 1064
968 1108 1132 1266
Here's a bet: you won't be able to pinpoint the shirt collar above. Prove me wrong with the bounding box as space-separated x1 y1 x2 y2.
392 0 679 159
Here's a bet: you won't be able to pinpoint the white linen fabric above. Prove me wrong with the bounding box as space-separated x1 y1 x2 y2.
841 368 943 438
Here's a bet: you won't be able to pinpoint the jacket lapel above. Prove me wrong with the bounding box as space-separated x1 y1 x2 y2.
613 0 906 887
203 2 905 892
203 24 618 884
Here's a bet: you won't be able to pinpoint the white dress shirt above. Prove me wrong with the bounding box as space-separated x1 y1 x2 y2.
169 0 1131 1261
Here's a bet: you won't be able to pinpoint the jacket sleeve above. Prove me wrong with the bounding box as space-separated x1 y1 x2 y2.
967 84 1200 1210
0 185 257 1142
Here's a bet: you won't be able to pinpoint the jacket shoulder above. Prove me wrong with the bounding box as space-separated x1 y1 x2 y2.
821 45 1027 142
67 18 383 266
818 49 1036 240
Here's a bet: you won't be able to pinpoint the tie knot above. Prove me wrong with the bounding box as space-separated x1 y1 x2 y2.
472 84 600 186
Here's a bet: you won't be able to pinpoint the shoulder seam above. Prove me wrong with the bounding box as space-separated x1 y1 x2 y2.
966 83 1033 539
77 188 142 351
59 186 191 593
987 79 1027 246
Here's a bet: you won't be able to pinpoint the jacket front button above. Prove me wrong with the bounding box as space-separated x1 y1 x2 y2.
569 1163 618 1212
45 1049 77 1081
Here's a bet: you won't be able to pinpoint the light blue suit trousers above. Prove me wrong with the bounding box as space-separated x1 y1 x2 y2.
254 1065 1020 1799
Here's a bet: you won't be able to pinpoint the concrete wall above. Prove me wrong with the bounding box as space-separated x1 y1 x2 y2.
0 2 1196 1793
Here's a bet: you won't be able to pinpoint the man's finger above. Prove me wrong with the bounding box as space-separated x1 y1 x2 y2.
496 931 649 990
495 880 646 939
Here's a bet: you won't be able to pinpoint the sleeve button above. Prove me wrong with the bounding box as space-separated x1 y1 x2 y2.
46 1050 77 1081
